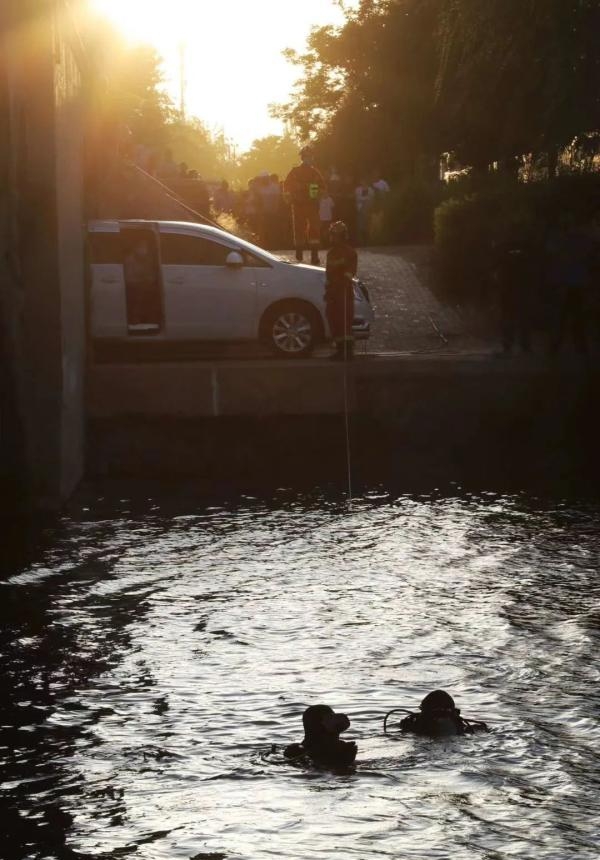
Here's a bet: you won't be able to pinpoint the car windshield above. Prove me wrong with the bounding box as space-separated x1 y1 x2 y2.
121 222 293 266
217 232 290 264
162 224 292 265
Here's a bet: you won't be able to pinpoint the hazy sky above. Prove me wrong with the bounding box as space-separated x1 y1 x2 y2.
92 0 355 151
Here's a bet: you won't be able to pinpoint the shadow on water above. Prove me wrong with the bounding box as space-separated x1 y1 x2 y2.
0 515 153 859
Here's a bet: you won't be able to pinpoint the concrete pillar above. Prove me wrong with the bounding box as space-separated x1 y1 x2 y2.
0 21 26 509
0 1 86 510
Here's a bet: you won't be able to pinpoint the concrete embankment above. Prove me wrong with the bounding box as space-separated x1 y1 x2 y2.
88 356 600 493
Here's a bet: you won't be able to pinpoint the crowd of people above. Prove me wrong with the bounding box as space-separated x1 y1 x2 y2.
206 147 391 254
124 138 391 253
224 166 390 252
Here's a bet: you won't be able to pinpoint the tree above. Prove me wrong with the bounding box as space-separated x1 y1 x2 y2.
275 0 440 180
166 118 236 180
83 12 237 181
83 15 175 150
237 135 300 185
436 0 600 168
277 0 600 177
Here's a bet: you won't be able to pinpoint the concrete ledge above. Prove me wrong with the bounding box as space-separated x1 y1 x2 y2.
215 363 355 415
89 355 594 418
89 359 357 417
87 355 600 492
89 364 217 416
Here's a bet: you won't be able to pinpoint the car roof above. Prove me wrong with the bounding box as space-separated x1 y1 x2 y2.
88 219 228 239
87 219 282 263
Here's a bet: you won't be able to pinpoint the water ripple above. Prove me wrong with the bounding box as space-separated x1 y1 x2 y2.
1 491 599 859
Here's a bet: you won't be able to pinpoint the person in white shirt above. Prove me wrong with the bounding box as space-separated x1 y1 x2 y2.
355 180 375 245
319 193 335 247
372 176 390 195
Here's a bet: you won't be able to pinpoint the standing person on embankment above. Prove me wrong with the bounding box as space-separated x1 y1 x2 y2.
325 221 357 361
284 145 326 265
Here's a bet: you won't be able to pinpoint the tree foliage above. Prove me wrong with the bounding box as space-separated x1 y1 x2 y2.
237 135 299 185
83 13 236 180
83 15 174 149
84 13 305 185
275 0 440 177
437 0 600 167
276 0 600 178
167 119 236 180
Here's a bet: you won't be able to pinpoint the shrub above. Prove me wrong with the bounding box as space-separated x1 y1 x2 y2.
434 192 503 304
369 179 444 245
434 173 600 305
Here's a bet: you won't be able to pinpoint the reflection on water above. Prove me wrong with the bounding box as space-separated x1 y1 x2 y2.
1 489 599 859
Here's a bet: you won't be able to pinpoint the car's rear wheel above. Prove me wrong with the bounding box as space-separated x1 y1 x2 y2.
264 303 321 358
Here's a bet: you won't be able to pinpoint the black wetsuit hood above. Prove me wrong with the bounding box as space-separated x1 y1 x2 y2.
398 690 489 737
285 704 357 766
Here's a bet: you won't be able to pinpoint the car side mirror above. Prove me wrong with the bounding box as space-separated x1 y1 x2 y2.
225 251 244 268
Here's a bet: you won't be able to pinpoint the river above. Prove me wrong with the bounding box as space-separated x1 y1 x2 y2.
1 487 599 859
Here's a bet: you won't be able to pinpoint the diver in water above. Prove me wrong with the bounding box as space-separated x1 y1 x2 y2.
385 690 489 737
284 704 357 767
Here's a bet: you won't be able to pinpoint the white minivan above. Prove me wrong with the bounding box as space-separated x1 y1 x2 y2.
88 219 373 357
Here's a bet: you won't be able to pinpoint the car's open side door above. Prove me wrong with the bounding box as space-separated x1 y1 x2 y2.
120 223 163 336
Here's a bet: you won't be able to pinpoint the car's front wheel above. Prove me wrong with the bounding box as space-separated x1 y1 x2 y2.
263 303 321 358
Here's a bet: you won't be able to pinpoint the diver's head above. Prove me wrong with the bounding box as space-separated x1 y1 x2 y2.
302 704 350 742
420 690 458 716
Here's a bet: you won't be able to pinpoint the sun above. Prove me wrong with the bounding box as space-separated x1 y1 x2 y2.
89 0 354 149
90 0 186 45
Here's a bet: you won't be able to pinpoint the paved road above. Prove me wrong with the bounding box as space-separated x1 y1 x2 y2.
283 245 493 355
356 246 467 353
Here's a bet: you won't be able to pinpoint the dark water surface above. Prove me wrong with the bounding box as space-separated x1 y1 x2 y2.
1 489 599 859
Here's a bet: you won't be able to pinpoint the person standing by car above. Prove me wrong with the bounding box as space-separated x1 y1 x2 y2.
243 178 261 239
284 145 326 265
256 171 282 249
325 221 358 361
213 179 235 214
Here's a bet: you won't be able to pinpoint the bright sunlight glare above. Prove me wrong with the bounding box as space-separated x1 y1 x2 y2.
91 0 355 150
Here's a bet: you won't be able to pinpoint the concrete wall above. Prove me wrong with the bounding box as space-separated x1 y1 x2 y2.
0 17 25 505
0 1 86 510
54 14 86 498
87 357 600 494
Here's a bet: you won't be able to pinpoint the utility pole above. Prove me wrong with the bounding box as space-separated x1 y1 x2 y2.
178 41 186 120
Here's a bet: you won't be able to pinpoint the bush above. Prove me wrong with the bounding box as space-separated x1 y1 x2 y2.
434 173 600 305
369 179 444 245
434 192 502 305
